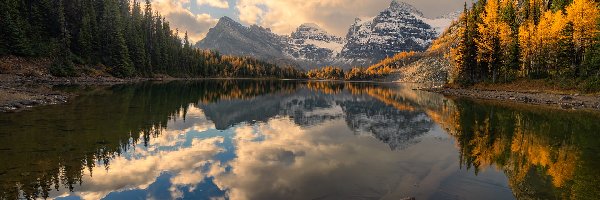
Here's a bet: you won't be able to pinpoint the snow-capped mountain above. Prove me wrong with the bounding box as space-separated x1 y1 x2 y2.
285 23 345 62
195 1 458 69
340 1 438 64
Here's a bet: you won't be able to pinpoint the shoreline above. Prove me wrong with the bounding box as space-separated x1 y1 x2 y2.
0 74 139 112
0 75 344 113
423 87 600 111
4 72 600 113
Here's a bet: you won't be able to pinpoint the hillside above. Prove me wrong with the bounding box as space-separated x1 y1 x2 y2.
364 14 462 83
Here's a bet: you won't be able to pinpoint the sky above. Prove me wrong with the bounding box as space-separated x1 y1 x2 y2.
151 0 465 42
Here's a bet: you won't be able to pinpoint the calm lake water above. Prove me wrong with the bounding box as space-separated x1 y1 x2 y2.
1 80 599 200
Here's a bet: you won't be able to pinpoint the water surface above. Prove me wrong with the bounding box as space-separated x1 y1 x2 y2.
0 80 599 200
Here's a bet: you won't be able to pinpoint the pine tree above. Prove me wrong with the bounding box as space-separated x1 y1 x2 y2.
77 0 94 63
1 0 32 56
100 0 133 77
50 0 75 77
143 0 154 73
582 18 600 78
453 3 477 85
558 22 577 76
500 0 519 81
129 0 148 75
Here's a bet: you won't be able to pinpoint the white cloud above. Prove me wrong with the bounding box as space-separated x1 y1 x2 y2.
197 0 230 9
46 136 225 200
152 0 219 42
44 106 221 200
236 0 390 36
235 0 464 37
209 117 478 200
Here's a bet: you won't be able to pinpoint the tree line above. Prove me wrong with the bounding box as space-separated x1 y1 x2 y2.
0 0 305 78
451 0 600 90
306 65 393 81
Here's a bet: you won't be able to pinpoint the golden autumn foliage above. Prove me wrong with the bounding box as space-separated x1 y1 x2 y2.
307 52 411 81
453 0 600 88
426 99 600 198
566 0 600 50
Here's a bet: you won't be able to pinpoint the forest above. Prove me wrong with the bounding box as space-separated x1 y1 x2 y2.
451 0 600 90
305 54 402 81
0 0 305 79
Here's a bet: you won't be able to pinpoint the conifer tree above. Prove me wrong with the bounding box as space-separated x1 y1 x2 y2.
477 0 507 82
53 0 75 76
100 0 133 77
582 18 600 77
129 0 148 75
558 22 577 76
453 3 477 85
500 0 519 81
1 0 32 56
77 0 94 63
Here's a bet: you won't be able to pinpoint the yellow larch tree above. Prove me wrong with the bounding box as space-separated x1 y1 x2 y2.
566 0 599 52
477 0 514 81
518 20 536 77
534 11 566 72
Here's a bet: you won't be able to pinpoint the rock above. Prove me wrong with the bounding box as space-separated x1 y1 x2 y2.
518 96 531 103
559 95 573 101
9 103 23 109
19 100 38 106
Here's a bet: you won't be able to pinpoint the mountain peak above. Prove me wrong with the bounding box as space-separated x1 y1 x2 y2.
299 23 321 30
291 23 343 43
215 16 239 27
388 0 422 16
218 16 235 23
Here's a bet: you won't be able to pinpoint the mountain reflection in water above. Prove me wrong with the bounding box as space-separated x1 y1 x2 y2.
0 80 598 200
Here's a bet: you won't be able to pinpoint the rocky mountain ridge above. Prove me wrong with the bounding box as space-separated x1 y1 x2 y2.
196 1 458 69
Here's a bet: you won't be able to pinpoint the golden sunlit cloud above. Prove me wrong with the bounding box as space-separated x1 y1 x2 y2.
153 0 219 42
197 0 230 9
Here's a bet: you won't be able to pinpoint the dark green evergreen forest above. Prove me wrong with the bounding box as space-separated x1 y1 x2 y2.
0 0 305 78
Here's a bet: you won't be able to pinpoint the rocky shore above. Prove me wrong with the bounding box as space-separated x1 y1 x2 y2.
0 74 136 112
424 87 600 111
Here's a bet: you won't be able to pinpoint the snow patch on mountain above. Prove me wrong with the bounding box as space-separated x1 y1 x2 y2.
416 11 461 36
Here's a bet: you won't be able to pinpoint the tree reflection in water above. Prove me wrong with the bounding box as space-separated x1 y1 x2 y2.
0 80 598 199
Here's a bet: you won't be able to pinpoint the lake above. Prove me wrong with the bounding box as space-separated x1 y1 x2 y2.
0 80 599 200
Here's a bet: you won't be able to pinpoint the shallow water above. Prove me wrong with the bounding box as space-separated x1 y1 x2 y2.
0 80 599 200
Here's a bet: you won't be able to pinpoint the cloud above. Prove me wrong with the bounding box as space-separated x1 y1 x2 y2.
47 136 225 200
209 117 477 200
197 0 230 9
236 0 389 36
235 0 464 37
44 106 221 200
152 0 219 42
